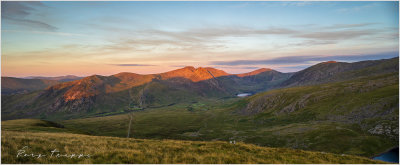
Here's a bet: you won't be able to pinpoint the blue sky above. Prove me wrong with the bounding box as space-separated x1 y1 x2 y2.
2 1 399 77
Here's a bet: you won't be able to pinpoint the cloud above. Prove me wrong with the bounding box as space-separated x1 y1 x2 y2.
210 51 399 66
2 29 86 37
216 66 260 70
111 64 156 66
1 1 43 16
4 17 57 31
95 26 299 54
1 1 57 31
291 40 337 47
170 65 188 68
169 65 260 70
295 29 376 40
276 65 310 70
177 27 298 38
336 3 379 13
281 1 313 7
323 23 377 29
99 23 391 55
238 66 260 70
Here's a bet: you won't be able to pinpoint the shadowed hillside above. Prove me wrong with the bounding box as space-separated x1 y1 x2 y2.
23 75 82 82
1 77 60 95
281 57 398 87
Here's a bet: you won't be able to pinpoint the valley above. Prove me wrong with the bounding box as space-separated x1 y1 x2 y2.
59 72 399 158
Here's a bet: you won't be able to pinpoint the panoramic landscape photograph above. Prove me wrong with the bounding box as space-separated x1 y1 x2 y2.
1 1 399 164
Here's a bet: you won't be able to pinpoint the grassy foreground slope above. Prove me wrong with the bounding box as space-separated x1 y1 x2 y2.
1 119 384 164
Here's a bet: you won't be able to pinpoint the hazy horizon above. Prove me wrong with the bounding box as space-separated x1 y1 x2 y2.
2 1 399 77
4 55 398 78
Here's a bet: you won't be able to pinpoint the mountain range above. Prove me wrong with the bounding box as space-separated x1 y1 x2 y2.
1 57 398 121
2 66 292 119
22 75 83 82
1 77 60 95
2 75 82 95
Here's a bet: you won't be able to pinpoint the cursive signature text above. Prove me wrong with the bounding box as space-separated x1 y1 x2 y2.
17 146 90 159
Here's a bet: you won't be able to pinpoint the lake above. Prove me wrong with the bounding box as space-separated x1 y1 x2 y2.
373 147 399 163
237 93 252 97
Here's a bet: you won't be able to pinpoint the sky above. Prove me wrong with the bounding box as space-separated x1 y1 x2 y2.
1 1 399 77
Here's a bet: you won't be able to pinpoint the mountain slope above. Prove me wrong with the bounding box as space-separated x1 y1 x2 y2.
281 57 398 87
2 75 83 95
217 69 293 94
235 72 399 156
236 68 273 77
1 77 61 95
23 75 82 82
159 66 230 82
241 72 398 133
